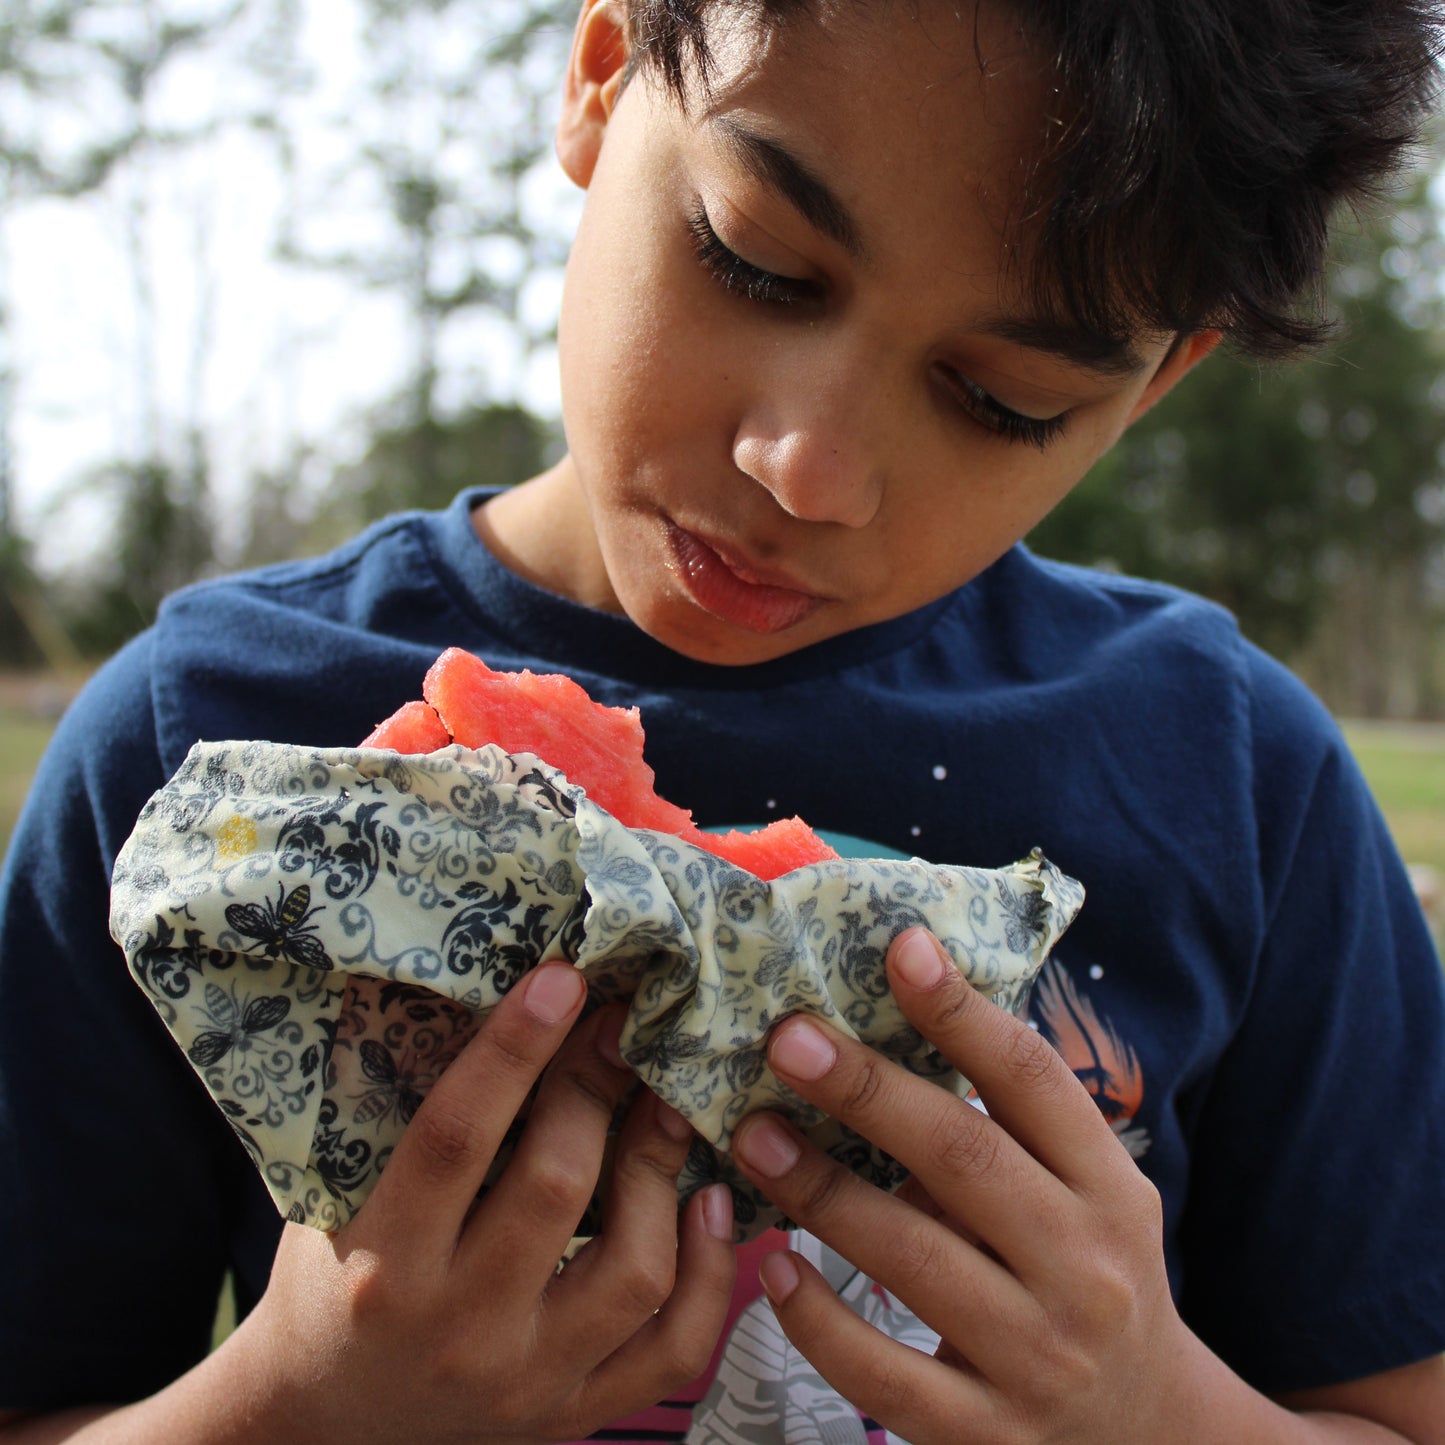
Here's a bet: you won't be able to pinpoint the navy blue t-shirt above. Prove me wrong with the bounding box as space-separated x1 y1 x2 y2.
2 487 1443 1408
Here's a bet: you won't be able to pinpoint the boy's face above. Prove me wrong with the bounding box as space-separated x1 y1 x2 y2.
496 0 1214 666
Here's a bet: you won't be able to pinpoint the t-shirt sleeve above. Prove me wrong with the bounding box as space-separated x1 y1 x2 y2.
1176 652 1445 1392
0 636 245 1409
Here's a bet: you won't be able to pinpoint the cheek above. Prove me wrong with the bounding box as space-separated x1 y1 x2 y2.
986 411 1130 531
561 232 725 452
991 466 1089 547
892 449 1088 591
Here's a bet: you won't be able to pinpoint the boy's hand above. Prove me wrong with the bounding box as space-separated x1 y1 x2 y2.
223 965 736 1444
729 928 1237 1445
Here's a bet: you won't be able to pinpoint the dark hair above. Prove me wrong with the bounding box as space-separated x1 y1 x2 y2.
624 0 1444 357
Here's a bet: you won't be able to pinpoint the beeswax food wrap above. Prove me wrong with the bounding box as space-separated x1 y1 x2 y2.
110 740 1084 1241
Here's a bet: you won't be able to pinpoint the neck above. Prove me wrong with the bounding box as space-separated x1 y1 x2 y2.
473 460 620 614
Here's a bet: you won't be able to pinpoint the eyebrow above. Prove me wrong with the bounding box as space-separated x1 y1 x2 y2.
708 115 866 259
980 314 1150 379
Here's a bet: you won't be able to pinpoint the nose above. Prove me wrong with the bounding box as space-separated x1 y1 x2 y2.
731 363 887 529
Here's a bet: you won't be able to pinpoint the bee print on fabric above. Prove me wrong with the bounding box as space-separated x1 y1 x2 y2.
224 883 332 970
186 983 293 1069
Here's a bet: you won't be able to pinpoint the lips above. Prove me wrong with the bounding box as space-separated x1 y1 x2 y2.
664 522 827 634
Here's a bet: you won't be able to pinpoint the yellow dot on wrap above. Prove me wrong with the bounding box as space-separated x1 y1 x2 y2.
216 816 258 862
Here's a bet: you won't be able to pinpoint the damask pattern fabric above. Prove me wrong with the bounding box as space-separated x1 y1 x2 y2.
110 739 1083 1240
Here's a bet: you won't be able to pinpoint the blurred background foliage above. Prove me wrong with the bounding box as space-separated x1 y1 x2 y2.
1 0 574 668
1032 181 1445 718
0 0 1443 727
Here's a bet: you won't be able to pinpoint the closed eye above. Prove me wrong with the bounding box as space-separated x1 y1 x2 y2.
936 366 1072 450
686 200 820 307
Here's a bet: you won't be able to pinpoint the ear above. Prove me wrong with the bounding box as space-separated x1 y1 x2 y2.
1124 330 1222 425
556 0 631 189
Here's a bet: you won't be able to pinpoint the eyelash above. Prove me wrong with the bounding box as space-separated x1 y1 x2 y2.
686 201 817 306
685 199 1071 450
941 371 1071 451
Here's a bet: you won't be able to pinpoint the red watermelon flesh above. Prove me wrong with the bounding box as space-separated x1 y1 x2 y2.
699 816 840 878
423 648 696 837
360 699 452 753
361 647 838 880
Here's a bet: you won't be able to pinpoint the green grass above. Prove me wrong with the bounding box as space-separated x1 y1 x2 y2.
1341 720 1445 875
0 707 60 861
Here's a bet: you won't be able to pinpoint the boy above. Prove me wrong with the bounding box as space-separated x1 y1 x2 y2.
2 0 1444 1439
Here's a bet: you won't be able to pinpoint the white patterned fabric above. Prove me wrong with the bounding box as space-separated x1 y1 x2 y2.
110 740 1083 1240
686 1230 941 1445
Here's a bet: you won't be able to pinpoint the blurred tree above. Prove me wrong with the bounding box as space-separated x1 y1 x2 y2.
3 0 577 656
0 533 46 667
233 456 312 569
282 0 574 445
221 0 576 577
2 0 256 656
1029 171 1445 716
1 0 101 658
55 455 215 654
302 400 555 554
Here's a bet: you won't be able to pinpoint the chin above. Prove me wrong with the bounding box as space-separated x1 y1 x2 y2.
646 610 824 667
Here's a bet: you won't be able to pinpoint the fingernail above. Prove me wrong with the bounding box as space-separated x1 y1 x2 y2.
769 1017 836 1081
759 1250 800 1304
733 1116 800 1179
523 965 585 1024
894 928 947 989
654 1093 693 1142
701 1183 734 1241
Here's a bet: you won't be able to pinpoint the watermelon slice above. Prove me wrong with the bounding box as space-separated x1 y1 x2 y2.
362 699 452 754
422 647 696 837
697 816 842 879
361 647 838 880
